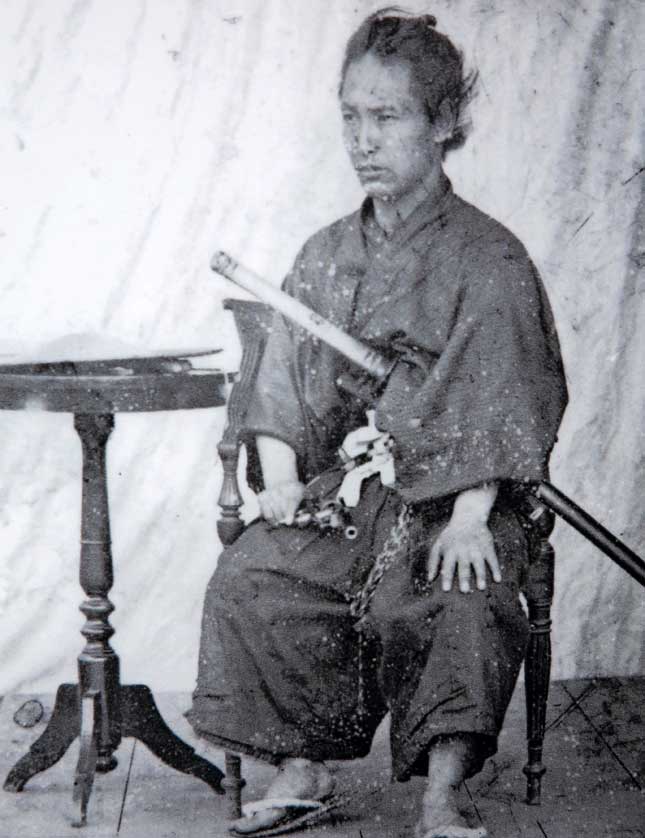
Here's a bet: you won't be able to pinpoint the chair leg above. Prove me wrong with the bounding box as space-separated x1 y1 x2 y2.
222 751 245 820
523 538 554 805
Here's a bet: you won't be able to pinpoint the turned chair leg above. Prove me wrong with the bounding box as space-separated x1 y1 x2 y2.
215 301 273 820
222 752 245 819
523 536 554 805
216 435 245 821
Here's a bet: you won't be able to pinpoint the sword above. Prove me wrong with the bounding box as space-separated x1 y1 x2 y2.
211 250 645 589
210 251 394 381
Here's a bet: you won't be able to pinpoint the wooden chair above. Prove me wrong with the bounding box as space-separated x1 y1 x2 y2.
216 298 556 818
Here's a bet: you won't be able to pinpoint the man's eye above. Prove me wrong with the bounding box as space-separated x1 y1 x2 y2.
342 112 356 123
377 113 397 123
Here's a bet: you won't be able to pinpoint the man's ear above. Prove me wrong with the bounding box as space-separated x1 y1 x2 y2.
431 98 457 145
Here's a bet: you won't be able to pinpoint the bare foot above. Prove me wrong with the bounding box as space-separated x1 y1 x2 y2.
416 787 486 837
231 758 335 835
415 737 487 838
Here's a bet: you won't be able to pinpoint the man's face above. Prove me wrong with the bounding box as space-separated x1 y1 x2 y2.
340 52 440 201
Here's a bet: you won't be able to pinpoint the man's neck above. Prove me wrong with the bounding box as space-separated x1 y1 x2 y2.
372 167 444 236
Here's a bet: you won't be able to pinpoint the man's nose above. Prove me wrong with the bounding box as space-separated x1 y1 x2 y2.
355 117 379 155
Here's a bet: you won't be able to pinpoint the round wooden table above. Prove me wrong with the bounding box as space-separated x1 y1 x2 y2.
0 356 231 826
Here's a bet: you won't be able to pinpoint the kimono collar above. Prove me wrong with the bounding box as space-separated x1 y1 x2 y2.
360 173 453 252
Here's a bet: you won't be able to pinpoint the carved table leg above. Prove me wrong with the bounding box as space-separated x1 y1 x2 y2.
72 413 121 822
4 411 227 825
119 685 224 793
4 413 118 812
3 684 80 792
72 692 100 827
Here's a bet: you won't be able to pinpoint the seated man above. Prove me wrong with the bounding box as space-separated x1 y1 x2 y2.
187 9 568 838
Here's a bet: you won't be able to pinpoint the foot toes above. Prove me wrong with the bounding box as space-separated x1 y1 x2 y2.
230 808 287 835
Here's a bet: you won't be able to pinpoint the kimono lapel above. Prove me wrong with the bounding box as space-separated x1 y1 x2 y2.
298 214 368 429
354 177 455 339
326 218 369 332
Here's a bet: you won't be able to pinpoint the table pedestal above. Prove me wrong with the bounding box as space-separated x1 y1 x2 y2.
3 413 224 826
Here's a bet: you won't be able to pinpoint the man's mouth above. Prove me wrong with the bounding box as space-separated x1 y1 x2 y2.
356 165 388 177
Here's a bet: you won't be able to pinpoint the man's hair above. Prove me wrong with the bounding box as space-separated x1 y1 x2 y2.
340 7 477 154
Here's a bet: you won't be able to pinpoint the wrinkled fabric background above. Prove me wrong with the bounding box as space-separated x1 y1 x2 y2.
0 0 643 693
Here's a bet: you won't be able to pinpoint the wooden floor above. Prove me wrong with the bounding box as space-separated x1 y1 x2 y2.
0 678 643 838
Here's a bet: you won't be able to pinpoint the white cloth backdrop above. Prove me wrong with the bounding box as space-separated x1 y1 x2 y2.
0 0 643 694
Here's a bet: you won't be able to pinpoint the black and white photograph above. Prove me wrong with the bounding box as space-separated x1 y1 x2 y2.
0 2 643 836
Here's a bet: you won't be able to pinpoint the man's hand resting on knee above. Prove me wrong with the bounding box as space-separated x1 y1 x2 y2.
427 483 502 594
256 434 305 525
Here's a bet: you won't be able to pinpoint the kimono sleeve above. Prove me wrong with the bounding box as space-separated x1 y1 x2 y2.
376 248 568 503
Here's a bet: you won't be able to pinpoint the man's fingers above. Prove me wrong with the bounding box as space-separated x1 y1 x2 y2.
272 494 289 524
441 550 457 592
280 498 299 525
472 552 488 591
280 486 305 525
485 545 502 583
260 492 286 525
428 539 443 580
456 555 471 594
428 524 499 594
258 484 305 526
258 492 276 524
267 499 281 526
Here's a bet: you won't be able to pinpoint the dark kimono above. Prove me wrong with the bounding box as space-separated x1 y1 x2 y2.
188 177 568 781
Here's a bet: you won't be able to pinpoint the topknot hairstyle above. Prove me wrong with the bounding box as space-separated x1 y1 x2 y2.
340 7 477 154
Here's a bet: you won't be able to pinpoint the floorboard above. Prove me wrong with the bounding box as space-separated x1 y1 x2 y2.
467 680 645 838
1 680 643 838
0 693 132 838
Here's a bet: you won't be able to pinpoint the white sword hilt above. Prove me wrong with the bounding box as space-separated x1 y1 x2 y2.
210 250 394 382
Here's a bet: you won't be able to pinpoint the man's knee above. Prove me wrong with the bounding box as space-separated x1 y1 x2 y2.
370 579 527 656
433 582 527 639
207 533 262 604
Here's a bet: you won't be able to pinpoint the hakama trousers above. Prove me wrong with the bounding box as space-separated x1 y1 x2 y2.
187 482 529 780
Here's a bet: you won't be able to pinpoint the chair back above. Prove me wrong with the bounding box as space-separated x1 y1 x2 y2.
217 299 273 545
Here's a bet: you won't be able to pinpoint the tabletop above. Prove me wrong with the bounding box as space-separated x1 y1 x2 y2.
0 353 231 414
